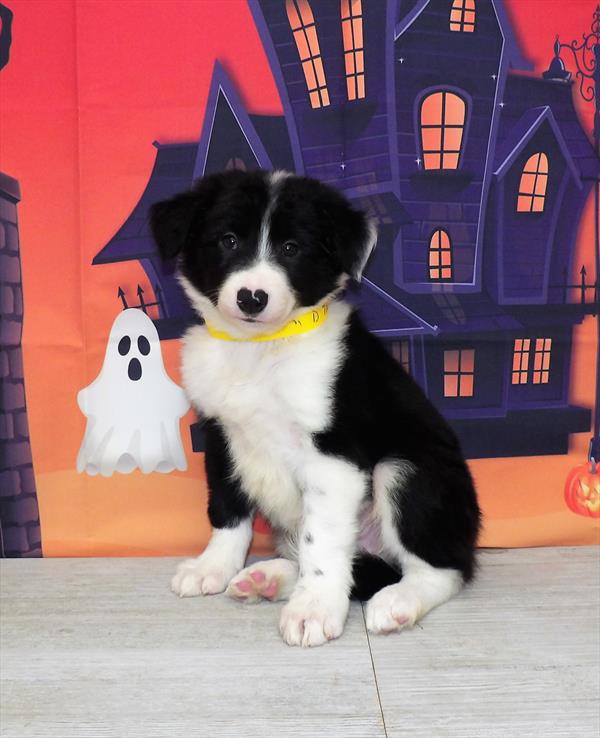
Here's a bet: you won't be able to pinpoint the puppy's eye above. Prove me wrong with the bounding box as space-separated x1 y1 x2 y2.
281 241 298 257
220 233 238 250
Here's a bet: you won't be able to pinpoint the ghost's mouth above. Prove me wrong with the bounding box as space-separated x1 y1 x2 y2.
128 358 142 381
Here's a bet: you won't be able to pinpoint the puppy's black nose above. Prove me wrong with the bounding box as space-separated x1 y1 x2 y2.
236 288 269 316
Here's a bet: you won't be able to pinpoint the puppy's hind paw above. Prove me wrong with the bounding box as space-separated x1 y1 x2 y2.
365 584 421 634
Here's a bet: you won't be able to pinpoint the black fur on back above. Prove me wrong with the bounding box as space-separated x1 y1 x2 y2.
315 312 481 583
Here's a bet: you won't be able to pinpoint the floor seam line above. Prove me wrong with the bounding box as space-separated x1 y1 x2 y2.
361 603 389 738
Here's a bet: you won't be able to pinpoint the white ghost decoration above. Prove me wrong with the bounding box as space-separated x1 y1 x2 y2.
76 309 190 477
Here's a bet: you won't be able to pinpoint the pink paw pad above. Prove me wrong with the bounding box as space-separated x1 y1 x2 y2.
262 579 279 599
231 570 280 601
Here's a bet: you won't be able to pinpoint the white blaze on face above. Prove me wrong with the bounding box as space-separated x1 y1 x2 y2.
217 173 296 328
217 261 296 325
76 309 190 477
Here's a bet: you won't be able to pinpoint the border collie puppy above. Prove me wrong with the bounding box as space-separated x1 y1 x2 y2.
150 170 480 648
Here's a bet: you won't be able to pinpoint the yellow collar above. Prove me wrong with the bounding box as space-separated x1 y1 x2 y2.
205 304 329 342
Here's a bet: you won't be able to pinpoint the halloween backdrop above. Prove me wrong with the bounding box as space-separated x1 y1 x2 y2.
0 0 598 558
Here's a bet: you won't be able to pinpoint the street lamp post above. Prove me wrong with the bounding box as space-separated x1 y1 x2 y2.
546 6 600 468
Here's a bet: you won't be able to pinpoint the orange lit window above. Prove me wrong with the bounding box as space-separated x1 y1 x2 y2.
511 337 552 384
429 229 453 281
391 340 410 374
444 349 475 397
341 0 365 101
533 338 552 384
450 0 476 32
420 91 466 170
287 0 330 109
517 153 548 212
511 338 530 384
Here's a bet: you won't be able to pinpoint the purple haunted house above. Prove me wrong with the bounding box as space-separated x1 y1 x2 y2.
93 0 599 459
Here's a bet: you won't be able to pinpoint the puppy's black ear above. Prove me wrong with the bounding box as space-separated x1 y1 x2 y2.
149 191 199 261
322 190 377 282
338 207 378 282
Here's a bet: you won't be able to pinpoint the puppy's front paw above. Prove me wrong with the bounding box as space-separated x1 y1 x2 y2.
170 556 237 597
279 585 349 647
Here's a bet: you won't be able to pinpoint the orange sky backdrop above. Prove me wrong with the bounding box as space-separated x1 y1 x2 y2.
0 0 598 555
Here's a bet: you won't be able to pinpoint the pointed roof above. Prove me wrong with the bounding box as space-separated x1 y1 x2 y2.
93 142 197 264
494 106 582 186
94 62 292 266
394 0 532 71
394 287 524 333
500 74 600 181
193 61 273 179
249 114 295 172
349 278 439 336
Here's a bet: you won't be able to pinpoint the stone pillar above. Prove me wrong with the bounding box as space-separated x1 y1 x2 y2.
0 172 42 557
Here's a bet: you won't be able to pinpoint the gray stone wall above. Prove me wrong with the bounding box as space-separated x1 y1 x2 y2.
0 171 42 557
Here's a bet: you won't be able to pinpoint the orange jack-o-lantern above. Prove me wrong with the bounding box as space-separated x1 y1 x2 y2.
564 462 600 518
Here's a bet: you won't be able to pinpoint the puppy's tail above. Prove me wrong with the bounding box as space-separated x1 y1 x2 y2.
350 554 402 601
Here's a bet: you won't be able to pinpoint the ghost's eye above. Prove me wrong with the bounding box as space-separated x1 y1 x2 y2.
138 336 150 356
118 336 131 356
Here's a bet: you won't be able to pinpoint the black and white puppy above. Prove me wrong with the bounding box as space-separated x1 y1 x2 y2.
150 170 480 648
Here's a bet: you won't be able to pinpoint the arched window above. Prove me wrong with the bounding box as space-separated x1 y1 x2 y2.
341 0 365 101
419 90 466 170
450 0 476 33
287 0 330 109
429 229 453 281
517 153 548 212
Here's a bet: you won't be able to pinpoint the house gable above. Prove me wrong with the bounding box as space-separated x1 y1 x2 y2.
394 0 532 71
493 113 580 304
193 61 273 179
494 106 581 185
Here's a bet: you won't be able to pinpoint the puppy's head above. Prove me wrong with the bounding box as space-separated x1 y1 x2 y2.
150 170 376 337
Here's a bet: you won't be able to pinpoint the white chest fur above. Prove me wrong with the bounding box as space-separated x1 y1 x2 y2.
181 302 350 530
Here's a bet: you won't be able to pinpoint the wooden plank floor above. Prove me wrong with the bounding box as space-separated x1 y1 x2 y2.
368 547 600 738
1 548 598 738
